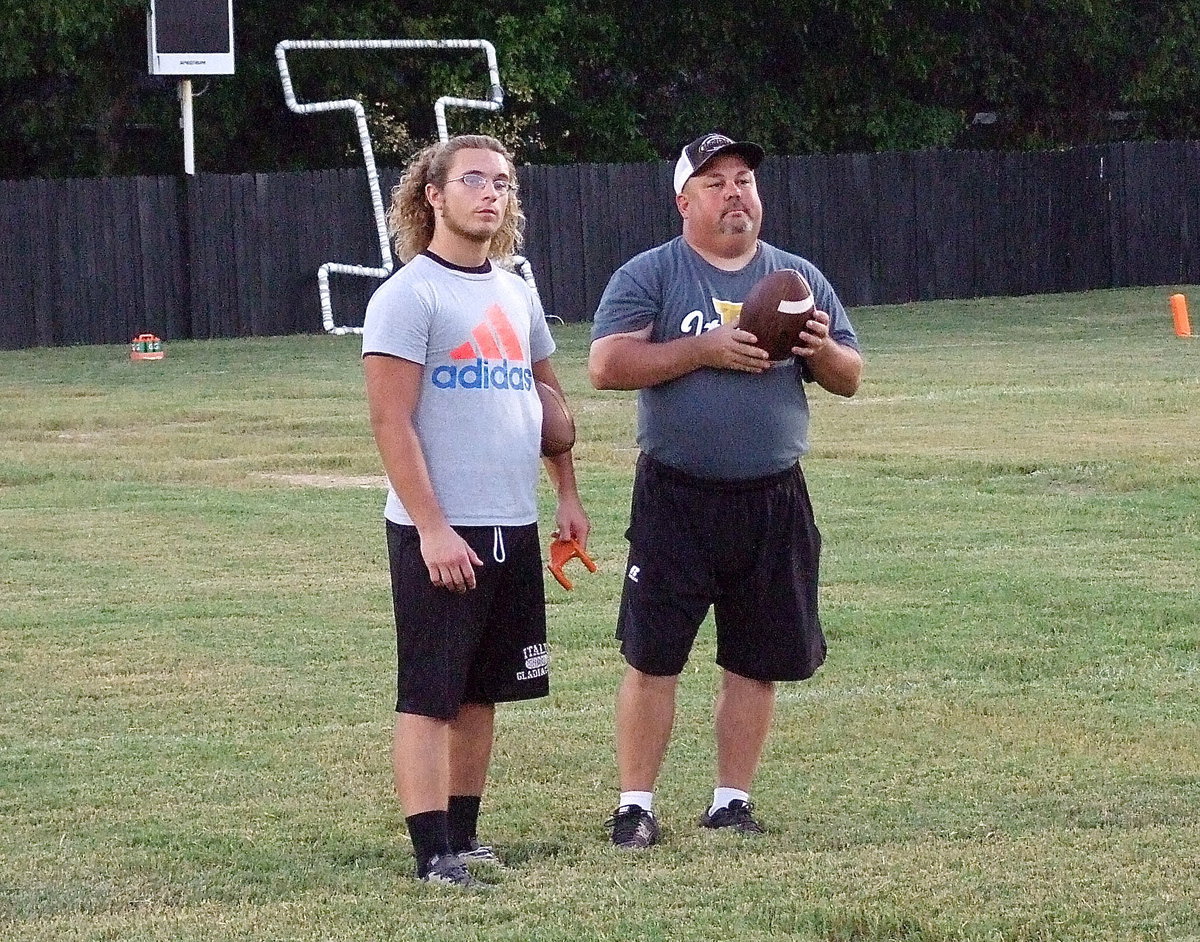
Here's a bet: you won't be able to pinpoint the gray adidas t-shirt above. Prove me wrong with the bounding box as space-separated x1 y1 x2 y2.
362 254 556 526
592 237 858 479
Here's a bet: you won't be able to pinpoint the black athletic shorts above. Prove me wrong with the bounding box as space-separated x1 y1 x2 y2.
386 521 549 719
616 453 826 682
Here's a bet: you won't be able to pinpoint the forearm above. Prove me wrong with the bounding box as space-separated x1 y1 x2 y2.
543 449 580 501
590 335 696 389
589 330 736 390
364 353 482 591
544 449 590 544
371 419 448 533
805 341 863 397
547 453 582 513
528 356 590 543
365 355 449 533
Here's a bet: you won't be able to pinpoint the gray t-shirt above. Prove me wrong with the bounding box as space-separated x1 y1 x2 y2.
592 237 858 479
362 254 556 526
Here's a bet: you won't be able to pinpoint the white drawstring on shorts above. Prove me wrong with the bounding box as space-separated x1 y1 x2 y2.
492 526 506 563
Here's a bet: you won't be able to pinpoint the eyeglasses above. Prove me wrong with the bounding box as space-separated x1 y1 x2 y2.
446 172 516 194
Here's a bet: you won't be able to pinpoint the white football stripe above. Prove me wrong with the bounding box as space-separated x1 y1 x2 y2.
777 298 814 315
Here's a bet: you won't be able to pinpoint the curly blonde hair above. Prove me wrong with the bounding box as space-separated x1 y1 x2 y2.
387 135 525 263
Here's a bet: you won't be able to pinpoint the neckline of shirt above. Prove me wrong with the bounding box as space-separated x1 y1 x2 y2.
422 249 493 275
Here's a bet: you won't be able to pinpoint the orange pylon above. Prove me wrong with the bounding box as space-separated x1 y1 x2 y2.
1170 294 1193 337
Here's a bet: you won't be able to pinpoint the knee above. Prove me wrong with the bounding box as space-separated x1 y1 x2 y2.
721 670 775 696
623 666 679 694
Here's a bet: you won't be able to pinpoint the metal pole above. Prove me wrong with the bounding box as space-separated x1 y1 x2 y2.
179 78 195 175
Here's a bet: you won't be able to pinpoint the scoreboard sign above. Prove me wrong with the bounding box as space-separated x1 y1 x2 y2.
147 0 235 75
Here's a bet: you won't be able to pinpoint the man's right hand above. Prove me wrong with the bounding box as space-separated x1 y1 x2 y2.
419 524 484 592
590 322 769 390
700 322 771 373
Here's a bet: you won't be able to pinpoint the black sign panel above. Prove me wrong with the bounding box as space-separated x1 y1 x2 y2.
155 0 231 55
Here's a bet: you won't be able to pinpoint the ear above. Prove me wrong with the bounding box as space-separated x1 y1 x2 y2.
425 182 442 212
675 191 690 219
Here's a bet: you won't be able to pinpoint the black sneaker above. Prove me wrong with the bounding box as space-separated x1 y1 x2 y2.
697 799 766 834
455 837 502 865
606 804 660 849
418 853 494 889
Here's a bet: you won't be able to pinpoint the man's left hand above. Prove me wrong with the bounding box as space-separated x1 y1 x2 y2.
554 494 591 549
792 309 832 358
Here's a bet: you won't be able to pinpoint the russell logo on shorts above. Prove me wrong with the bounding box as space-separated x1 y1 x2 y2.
516 643 549 681
430 303 534 392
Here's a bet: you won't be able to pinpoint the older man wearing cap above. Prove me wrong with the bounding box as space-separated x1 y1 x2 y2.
589 133 863 849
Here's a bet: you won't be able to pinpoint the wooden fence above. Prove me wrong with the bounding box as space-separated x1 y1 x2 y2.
2 141 1198 350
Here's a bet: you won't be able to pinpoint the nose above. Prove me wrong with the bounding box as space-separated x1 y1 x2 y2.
476 185 502 206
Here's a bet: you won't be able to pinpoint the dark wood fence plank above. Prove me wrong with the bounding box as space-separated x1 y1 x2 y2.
0 183 35 349
185 176 207 338
755 155 786 252
109 178 139 343
207 173 237 338
1183 144 1200 282
135 177 159 337
1138 142 1188 285
31 181 58 347
580 163 624 320
59 180 94 344
810 154 873 307
542 165 586 322
780 155 823 271
517 159 552 316
90 178 116 343
869 151 916 305
265 168 302 336
230 173 253 336
195 174 221 340
1062 147 1109 292
996 152 1032 297
923 148 976 302
610 163 644 278
252 173 273 336
971 151 1006 298
805 155 835 290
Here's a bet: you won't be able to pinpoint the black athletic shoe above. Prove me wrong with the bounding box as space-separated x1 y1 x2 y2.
606 804 660 849
697 799 766 834
455 837 502 865
418 853 494 889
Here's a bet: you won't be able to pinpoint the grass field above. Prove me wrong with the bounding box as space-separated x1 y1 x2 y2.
1 286 1198 941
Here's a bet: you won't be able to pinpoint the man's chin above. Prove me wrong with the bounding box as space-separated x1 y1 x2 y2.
720 218 757 236
446 221 500 244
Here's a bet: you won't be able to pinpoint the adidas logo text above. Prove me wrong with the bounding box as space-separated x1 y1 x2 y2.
431 358 534 391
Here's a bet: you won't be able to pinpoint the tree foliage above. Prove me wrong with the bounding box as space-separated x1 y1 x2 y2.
0 0 1197 179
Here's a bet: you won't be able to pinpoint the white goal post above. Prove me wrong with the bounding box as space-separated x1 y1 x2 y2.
275 38 553 335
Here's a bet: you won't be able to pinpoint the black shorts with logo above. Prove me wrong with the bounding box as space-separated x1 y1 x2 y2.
386 521 549 719
616 454 826 682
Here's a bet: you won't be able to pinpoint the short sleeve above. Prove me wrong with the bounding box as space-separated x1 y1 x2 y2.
592 262 660 341
361 270 434 363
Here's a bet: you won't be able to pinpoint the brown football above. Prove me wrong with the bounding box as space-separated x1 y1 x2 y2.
737 268 815 361
536 380 575 457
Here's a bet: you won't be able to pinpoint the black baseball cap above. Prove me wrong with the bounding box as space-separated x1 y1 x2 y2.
673 133 765 194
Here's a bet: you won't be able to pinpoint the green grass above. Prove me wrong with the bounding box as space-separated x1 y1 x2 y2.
1 285 1198 941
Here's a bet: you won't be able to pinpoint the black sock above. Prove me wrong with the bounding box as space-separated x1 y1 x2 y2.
405 810 451 877
448 795 482 853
